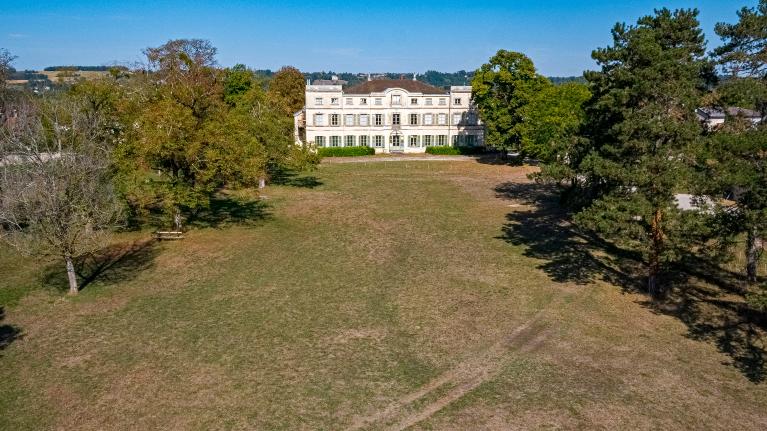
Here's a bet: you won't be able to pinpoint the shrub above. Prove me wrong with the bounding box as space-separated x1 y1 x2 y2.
425 146 484 155
317 146 376 157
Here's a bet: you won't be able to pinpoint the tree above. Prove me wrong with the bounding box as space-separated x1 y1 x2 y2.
471 50 551 154
0 97 122 295
0 48 16 90
714 0 767 79
267 66 306 115
553 9 711 296
223 64 254 105
519 82 590 162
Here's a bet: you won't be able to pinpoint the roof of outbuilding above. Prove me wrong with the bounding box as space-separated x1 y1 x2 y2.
343 79 448 95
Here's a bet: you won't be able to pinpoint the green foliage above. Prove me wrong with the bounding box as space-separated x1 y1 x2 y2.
223 64 253 105
714 0 767 78
520 82 590 161
424 146 484 155
471 50 551 153
267 66 306 115
542 8 712 295
317 146 375 157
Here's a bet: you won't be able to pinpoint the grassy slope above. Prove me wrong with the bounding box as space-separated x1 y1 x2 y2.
0 161 765 430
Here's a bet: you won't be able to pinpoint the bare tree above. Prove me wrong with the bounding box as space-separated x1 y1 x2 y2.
0 48 16 90
0 96 122 295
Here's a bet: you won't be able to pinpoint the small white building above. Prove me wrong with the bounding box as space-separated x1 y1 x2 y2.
696 107 762 130
294 77 484 153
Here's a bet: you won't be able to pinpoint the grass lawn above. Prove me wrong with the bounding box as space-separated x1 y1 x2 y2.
1 160 766 430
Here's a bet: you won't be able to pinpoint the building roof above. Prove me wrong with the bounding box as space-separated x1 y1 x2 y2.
697 107 762 119
344 79 448 95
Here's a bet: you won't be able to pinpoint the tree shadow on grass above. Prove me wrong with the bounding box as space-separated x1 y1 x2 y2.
0 307 22 356
186 194 272 229
495 181 767 383
42 238 161 293
269 167 323 189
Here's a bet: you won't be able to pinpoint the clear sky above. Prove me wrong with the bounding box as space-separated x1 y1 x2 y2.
2 0 757 76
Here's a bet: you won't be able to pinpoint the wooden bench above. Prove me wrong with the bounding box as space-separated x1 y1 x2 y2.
154 231 185 240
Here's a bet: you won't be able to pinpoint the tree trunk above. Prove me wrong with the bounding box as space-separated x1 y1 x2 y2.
746 227 762 284
258 177 266 189
174 211 182 232
648 208 664 298
65 255 78 295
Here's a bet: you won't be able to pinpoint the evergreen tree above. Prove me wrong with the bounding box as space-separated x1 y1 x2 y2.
555 9 712 296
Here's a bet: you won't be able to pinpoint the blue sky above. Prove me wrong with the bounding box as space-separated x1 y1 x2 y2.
2 0 756 76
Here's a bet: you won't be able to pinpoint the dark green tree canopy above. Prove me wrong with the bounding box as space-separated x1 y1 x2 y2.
714 0 767 78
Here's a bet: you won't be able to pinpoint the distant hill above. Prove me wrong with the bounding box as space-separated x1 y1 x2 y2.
43 65 128 72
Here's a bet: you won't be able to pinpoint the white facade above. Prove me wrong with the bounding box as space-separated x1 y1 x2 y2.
295 79 483 153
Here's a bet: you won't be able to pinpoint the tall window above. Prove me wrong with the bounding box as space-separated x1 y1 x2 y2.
425 98 433 106
374 114 383 126
392 113 401 125
331 97 339 105
374 98 382 105
466 135 477 146
411 98 418 105
314 113 325 126
360 98 368 105
438 98 447 106
437 135 447 146
454 98 462 105
330 136 341 147
331 114 340 126
452 113 462 125
374 135 384 147
345 114 355 126
345 135 355 146
392 95 401 105
410 113 418 125
423 135 433 146
359 114 369 126
390 135 402 146
409 135 419 147
315 136 326 147
359 135 369 147
437 113 447 125
315 97 323 105
424 114 433 125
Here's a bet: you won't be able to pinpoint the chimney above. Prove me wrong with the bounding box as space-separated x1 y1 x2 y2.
413 73 417 81
367 73 371 81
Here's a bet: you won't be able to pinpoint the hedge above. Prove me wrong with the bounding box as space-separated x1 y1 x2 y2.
425 146 484 155
317 146 376 157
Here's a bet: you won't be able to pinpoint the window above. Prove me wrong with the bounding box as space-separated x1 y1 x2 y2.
454 97 462 105
452 135 464 146
374 114 383 126
314 113 325 126
345 135 355 146
453 113 462 125
390 135 402 146
410 113 418 125
392 95 401 105
467 112 477 125
423 135 433 146
409 135 419 147
331 114 340 126
331 97 339 105
411 98 418 105
374 98 382 105
345 114 355 126
438 98 447 106
330 136 341 147
315 97 323 105
360 135 369 147
360 98 368 105
315 136 326 147
359 114 369 126
437 113 447 125
392 113 401 125
437 135 447 146
466 135 477 146
424 114 433 125
425 98 433 106
374 135 384 147
345 98 353 105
